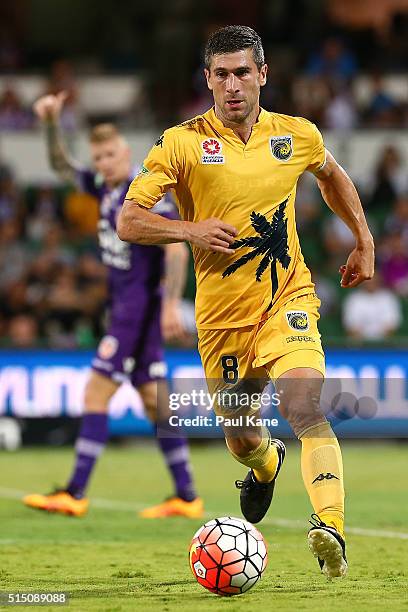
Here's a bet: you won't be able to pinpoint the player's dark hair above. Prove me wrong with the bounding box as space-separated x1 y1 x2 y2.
204 25 265 71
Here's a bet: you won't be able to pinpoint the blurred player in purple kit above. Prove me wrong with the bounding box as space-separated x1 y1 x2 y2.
23 91 203 519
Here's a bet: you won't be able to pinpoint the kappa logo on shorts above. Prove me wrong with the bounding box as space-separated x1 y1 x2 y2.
286 335 315 343
286 311 309 332
98 335 119 360
201 138 224 164
270 135 293 161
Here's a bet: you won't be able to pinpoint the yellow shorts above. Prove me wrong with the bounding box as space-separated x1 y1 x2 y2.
198 293 325 415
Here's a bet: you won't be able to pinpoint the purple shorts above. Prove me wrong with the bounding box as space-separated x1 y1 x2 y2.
92 292 167 388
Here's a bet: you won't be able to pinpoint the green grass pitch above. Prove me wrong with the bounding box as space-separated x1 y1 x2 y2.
0 441 407 611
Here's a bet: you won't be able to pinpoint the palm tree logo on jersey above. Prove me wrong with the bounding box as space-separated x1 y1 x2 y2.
222 198 291 301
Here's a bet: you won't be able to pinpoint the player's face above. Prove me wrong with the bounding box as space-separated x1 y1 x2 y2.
90 137 131 186
205 49 267 124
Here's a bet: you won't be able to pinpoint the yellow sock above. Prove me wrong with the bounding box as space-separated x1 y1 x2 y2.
227 428 279 483
300 422 345 537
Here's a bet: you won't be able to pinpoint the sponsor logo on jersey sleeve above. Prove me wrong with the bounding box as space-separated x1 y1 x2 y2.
270 135 293 161
201 138 224 164
137 164 150 176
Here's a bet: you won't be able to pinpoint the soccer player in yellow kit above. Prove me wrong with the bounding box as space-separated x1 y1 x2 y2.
118 26 374 578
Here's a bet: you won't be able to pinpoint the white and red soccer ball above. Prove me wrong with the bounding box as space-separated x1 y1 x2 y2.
189 516 268 596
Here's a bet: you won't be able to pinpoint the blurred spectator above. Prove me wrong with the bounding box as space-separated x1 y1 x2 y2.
292 76 329 125
0 86 33 130
306 37 357 82
44 265 85 348
294 175 326 268
8 314 39 348
26 185 61 243
76 253 106 328
381 232 408 296
366 145 407 209
323 215 355 269
77 253 106 286
25 255 59 316
364 74 399 127
179 67 213 122
295 174 321 230
0 219 30 290
3 280 29 318
312 271 338 317
385 194 408 244
323 82 358 129
0 166 22 222
342 273 402 340
36 221 76 267
63 190 99 237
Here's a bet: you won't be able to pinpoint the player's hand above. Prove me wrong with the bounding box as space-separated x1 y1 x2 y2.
185 218 238 254
340 240 375 288
33 91 68 122
161 299 188 343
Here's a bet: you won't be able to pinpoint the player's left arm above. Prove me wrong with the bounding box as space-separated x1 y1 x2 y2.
161 242 190 342
314 150 375 288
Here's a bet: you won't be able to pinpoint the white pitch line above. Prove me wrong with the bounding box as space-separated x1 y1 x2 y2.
1 487 408 541
345 526 408 540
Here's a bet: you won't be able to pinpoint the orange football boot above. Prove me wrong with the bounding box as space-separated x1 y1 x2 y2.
23 489 89 517
139 496 204 519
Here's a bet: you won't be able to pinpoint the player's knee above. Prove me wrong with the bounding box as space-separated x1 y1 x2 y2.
280 391 326 438
276 373 325 438
143 398 157 422
138 384 158 422
139 381 171 424
83 372 117 413
226 434 262 458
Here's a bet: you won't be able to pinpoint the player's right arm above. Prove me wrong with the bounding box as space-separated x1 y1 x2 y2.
118 202 237 254
33 91 81 184
117 129 237 253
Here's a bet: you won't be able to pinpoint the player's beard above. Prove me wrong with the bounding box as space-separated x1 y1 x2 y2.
221 100 251 124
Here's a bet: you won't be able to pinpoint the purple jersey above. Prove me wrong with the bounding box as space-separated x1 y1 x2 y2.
77 167 176 295
76 167 176 386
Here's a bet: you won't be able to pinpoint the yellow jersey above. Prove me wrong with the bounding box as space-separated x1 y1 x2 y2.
126 107 326 330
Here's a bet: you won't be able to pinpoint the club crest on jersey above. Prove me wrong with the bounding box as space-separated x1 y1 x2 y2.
270 135 293 161
98 335 118 359
201 138 224 164
286 311 309 332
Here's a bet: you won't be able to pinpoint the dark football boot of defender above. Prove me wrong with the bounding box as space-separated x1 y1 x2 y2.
235 438 286 524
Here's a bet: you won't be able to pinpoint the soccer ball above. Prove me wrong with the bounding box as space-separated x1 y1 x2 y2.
0 418 21 451
189 516 267 596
